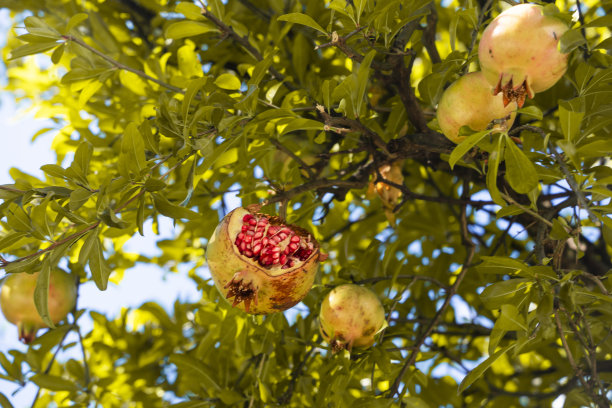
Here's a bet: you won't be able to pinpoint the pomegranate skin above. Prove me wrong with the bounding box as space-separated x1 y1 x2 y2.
0 269 77 343
319 284 386 352
206 207 321 315
437 71 517 143
478 4 569 107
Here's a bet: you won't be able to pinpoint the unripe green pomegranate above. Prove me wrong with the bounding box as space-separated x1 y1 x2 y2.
319 284 386 352
437 71 517 143
0 269 77 343
478 4 569 107
206 206 323 314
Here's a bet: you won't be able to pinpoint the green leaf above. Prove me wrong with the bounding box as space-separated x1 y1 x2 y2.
78 79 103 107
121 123 147 177
9 42 59 59
165 21 216 39
152 194 200 220
280 118 325 135
486 136 505 205
504 135 538 194
277 13 328 35
30 373 79 392
24 16 61 39
214 73 241 90
480 278 531 309
354 50 376 116
65 13 89 32
176 2 206 21
517 106 543 121
144 178 167 192
497 304 528 332
583 14 612 27
0 392 14 408
84 229 111 290
40 164 66 179
34 259 54 328
559 28 586 53
70 188 94 211
558 102 585 141
169 354 220 391
458 344 516 393
448 130 490 169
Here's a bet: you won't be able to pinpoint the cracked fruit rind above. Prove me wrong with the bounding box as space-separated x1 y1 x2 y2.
206 206 322 314
0 269 77 344
319 284 386 353
437 71 517 143
478 3 569 107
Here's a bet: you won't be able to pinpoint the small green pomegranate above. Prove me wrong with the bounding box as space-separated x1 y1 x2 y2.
0 269 77 343
319 284 386 352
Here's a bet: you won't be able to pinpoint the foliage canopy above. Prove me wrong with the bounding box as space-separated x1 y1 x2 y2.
0 0 611 407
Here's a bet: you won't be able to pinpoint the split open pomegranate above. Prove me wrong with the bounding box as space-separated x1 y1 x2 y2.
206 206 324 314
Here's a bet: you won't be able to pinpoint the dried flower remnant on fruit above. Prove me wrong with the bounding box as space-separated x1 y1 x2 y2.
206 207 322 314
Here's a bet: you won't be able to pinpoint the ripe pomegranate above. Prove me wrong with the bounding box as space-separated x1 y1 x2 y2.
478 4 569 107
319 284 386 352
206 206 324 314
437 71 517 143
0 269 77 344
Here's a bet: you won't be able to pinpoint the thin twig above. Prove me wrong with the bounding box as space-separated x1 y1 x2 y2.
387 184 475 398
199 5 295 91
269 139 316 179
62 35 184 94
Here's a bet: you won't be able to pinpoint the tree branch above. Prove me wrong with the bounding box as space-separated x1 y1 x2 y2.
62 35 184 94
387 181 476 398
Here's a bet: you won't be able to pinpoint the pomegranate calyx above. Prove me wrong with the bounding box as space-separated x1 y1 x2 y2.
18 321 41 344
224 271 259 313
494 77 529 108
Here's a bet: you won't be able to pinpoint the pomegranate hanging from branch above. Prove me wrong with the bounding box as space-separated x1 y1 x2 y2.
206 206 325 314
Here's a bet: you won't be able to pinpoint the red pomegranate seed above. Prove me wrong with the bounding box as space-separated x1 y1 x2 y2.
243 214 254 222
290 235 300 243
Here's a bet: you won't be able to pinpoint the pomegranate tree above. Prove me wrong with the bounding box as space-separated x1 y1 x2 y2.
478 4 569 107
437 71 517 143
319 284 386 352
0 269 77 343
206 206 324 314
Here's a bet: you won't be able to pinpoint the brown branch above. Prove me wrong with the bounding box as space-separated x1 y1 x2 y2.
269 138 316 179
354 274 449 291
62 35 184 94
387 183 476 398
317 105 391 155
553 307 608 407
318 31 391 71
423 4 441 64
199 6 296 91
